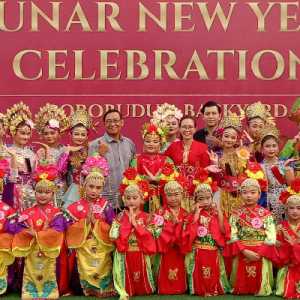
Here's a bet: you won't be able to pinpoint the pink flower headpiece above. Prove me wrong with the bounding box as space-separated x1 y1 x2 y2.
81 156 109 177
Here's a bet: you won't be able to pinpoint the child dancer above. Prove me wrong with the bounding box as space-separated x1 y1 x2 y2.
273 180 300 299
155 177 188 295
182 169 230 296
110 168 156 300
12 164 66 299
225 178 276 296
65 156 115 297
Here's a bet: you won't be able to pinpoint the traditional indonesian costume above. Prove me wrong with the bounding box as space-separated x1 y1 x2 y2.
182 208 231 296
110 211 156 299
65 198 115 297
225 205 276 295
154 207 188 295
11 203 65 299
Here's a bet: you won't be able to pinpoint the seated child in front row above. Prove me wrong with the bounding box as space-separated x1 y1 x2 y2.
225 178 276 296
109 170 156 300
155 179 188 295
271 180 300 299
182 179 230 296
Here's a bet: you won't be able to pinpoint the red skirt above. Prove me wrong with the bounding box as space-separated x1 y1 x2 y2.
124 251 154 296
232 252 262 294
157 246 186 294
192 248 224 296
284 265 300 299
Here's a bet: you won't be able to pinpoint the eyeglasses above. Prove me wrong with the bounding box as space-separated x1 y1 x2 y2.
105 119 121 124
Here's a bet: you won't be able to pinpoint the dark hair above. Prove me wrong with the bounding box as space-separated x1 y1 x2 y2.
103 109 122 122
261 135 278 146
179 116 196 128
201 101 221 114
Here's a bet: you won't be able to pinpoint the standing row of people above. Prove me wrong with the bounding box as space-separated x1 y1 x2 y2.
0 100 299 299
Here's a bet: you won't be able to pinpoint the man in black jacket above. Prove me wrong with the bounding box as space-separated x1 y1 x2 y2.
194 101 222 150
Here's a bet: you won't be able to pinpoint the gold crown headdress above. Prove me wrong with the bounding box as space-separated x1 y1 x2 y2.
5 102 33 135
245 101 274 124
240 178 261 193
219 112 244 132
164 181 184 195
260 124 280 143
35 103 69 134
70 108 92 130
151 103 183 127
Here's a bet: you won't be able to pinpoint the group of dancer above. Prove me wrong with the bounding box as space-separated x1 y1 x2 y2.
0 100 299 299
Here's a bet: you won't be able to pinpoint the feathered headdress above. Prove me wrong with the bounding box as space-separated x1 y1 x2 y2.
5 102 34 135
35 103 69 134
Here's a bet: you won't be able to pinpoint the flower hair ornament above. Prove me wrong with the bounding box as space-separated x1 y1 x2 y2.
119 168 150 200
142 122 168 144
160 163 187 195
279 178 300 205
151 103 183 127
79 156 110 197
5 102 34 136
239 162 268 192
81 156 109 178
35 103 69 134
34 164 58 193
192 167 218 196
